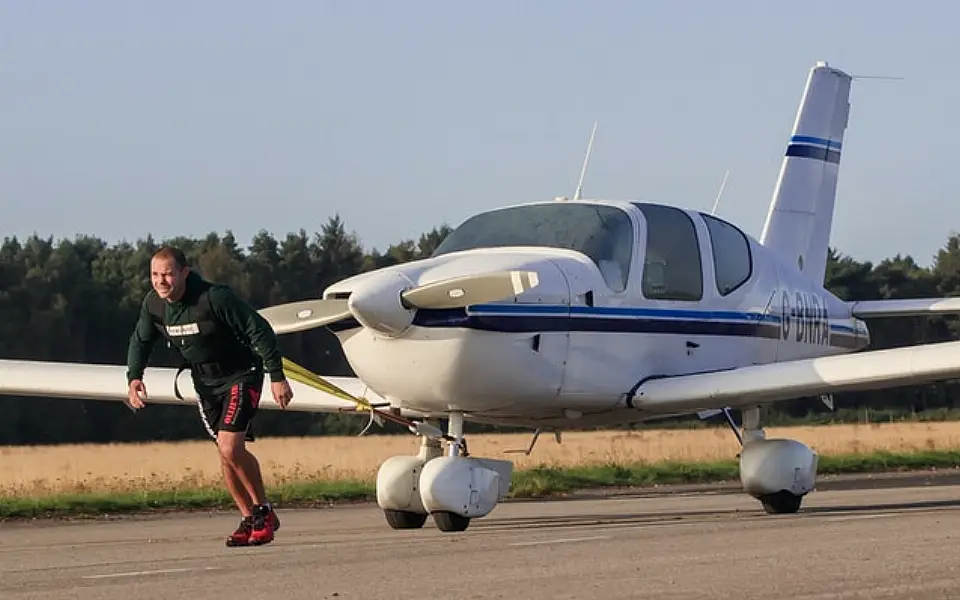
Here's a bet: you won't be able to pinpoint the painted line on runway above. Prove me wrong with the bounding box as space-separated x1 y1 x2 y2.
82 566 220 580
816 513 898 523
508 535 609 547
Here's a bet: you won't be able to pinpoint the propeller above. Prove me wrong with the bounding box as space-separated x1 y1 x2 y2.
258 299 351 335
259 269 541 336
399 270 540 310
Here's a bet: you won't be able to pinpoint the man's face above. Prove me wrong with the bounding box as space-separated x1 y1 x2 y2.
150 257 188 301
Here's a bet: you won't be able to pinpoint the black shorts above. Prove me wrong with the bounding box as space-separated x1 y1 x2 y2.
196 376 263 441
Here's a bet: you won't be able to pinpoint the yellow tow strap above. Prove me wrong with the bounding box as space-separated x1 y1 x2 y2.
282 357 377 411
281 357 415 428
281 358 462 445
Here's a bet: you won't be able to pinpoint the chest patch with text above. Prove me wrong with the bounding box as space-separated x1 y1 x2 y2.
165 323 200 337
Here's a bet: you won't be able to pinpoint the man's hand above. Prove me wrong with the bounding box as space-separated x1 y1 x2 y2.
127 379 147 410
271 379 294 409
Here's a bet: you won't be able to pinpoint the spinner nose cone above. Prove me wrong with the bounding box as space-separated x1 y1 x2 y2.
347 272 416 335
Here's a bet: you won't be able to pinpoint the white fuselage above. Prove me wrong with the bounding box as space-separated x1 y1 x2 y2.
322 200 869 424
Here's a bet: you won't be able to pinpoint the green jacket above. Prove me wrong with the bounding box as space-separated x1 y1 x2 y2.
126 272 285 394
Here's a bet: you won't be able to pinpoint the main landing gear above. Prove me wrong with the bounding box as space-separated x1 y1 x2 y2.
731 406 818 514
376 411 513 532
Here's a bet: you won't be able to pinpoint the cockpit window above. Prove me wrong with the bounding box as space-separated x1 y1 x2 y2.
433 203 634 292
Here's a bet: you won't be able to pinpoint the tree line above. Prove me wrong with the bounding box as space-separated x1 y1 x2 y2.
1 216 960 445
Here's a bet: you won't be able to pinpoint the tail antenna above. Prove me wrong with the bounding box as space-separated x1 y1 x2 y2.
573 121 598 201
849 74 904 81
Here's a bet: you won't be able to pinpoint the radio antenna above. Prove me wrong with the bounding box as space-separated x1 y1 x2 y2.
710 170 731 215
573 121 598 201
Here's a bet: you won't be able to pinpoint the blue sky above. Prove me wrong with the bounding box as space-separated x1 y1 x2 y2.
1 1 957 267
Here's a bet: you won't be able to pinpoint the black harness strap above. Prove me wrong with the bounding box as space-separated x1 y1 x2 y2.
147 284 258 401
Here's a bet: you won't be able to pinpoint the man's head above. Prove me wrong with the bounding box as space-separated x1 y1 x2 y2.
150 246 190 302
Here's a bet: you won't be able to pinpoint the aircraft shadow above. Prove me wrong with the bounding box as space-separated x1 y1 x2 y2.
474 499 960 532
474 508 758 531
802 498 960 515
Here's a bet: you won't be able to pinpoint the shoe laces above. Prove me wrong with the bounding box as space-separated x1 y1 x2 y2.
235 516 254 533
251 504 272 528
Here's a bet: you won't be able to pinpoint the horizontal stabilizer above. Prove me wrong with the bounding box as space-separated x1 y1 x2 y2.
849 297 960 318
0 359 392 415
631 339 960 414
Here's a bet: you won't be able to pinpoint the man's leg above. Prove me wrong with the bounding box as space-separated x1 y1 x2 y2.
198 392 252 514
217 436 257 516
216 431 267 508
215 379 279 546
198 391 259 547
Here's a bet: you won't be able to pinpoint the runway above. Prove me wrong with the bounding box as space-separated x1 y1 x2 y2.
3 473 960 599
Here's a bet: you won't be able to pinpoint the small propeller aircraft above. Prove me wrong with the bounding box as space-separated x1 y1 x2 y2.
4 61 960 533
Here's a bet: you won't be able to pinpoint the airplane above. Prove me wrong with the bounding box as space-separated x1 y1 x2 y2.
4 60 960 534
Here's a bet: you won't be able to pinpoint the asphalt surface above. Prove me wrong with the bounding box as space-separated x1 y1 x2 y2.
3 471 960 599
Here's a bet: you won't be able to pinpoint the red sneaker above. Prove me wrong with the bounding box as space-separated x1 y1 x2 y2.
249 504 277 546
225 516 254 547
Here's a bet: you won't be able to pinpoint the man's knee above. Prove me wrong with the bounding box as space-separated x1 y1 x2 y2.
216 431 249 465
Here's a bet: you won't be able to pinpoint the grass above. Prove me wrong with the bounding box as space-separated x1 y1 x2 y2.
2 422 960 519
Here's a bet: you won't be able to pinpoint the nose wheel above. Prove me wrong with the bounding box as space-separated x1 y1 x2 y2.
376 410 514 533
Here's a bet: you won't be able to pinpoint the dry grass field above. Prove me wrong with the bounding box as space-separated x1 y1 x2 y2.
3 421 960 498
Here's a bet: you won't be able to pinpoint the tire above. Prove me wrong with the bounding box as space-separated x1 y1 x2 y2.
760 491 803 514
384 509 428 529
432 511 471 532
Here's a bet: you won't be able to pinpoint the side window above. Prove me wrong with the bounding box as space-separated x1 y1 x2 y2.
634 204 703 301
702 213 752 295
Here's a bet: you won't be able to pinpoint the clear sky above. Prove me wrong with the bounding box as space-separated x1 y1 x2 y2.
1 1 956 266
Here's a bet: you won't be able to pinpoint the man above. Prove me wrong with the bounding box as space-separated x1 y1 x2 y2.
125 246 294 547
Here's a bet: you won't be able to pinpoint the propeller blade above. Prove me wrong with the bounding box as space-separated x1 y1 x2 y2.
400 270 540 309
258 299 352 334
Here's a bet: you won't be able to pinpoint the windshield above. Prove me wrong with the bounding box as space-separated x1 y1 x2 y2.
433 203 634 291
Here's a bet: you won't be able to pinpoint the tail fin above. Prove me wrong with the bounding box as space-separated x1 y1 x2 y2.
760 61 853 283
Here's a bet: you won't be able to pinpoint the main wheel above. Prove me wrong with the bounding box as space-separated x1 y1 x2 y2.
432 511 471 532
384 509 428 529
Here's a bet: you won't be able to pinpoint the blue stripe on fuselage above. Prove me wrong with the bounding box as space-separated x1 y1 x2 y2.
410 304 855 347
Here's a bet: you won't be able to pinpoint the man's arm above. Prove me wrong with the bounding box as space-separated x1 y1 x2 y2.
208 285 286 382
126 295 160 383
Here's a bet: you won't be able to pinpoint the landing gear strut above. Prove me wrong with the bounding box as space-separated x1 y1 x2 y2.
428 411 471 532
376 411 513 532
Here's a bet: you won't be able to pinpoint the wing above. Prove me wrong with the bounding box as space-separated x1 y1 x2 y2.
630 339 960 414
0 359 388 415
849 297 960 318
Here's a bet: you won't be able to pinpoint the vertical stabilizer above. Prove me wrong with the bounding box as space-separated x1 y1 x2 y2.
760 62 853 283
